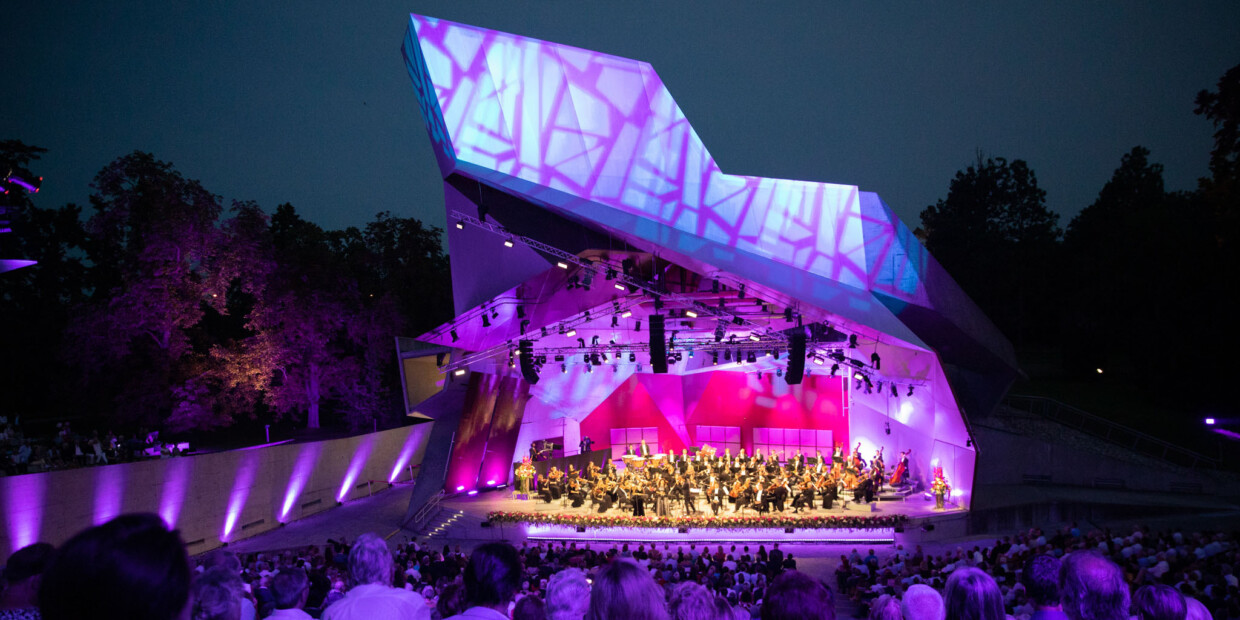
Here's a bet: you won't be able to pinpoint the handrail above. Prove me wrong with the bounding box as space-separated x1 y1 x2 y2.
409 490 445 532
1001 395 1219 470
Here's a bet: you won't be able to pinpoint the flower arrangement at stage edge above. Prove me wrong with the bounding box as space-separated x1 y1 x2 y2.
485 510 908 530
515 459 536 479
931 467 951 509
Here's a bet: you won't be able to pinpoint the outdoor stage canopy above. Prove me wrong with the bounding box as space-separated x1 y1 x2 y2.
399 14 1019 513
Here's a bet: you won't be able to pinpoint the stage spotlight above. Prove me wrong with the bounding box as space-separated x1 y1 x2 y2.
876 380 884 392
629 353 636 362
582 354 589 363
714 325 725 342
636 364 643 372
621 310 632 318
586 364 593 373
450 329 459 342
613 364 619 373
557 261 569 269
776 369 783 377
685 310 698 318
907 386 914 397
849 334 859 348
492 308 499 319
561 364 568 374
581 271 593 290
966 438 972 447
614 283 626 291
605 268 618 280
812 357 824 365
453 369 467 377
565 328 577 338
504 237 515 248
784 307 793 321
871 352 881 370
590 353 601 365
892 384 898 397
634 320 641 332
724 350 732 362
884 422 891 435
541 326 548 337
611 316 619 328
576 338 585 348
481 314 491 328
732 316 744 325
853 371 865 381
591 335 600 346
831 363 840 376
735 349 742 363
601 353 609 363
1205 417 1216 425
520 319 529 334
712 352 719 365
738 284 746 299
746 352 756 364
455 219 464 230
749 334 760 342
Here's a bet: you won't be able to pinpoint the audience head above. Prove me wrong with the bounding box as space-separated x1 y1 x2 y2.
1023 554 1063 609
514 595 549 620
0 542 55 608
870 594 903 620
587 559 670 620
271 567 310 610
1133 585 1187 620
437 583 468 618
943 567 1004 620
465 542 523 610
760 570 834 620
669 582 720 620
190 566 243 620
1182 597 1212 620
901 584 945 620
347 533 394 587
39 513 191 620
545 567 590 620
1059 551 1130 620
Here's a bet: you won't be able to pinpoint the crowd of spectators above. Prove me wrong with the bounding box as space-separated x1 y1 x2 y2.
835 523 1234 620
1 513 1235 620
1 417 179 476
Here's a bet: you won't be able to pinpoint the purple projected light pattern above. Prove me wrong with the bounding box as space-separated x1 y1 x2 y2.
160 457 193 528
282 443 323 521
338 434 376 502
223 452 260 541
5 474 46 549
407 15 893 298
93 465 125 525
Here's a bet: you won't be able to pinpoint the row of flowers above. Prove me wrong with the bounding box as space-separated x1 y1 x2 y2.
486 511 907 530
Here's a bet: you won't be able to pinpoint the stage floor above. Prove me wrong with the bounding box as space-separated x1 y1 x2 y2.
481 489 961 520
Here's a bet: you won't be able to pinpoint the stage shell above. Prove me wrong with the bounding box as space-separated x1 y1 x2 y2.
400 15 1020 514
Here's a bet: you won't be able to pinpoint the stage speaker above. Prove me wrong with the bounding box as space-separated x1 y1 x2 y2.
785 333 806 385
518 339 539 384
649 314 667 374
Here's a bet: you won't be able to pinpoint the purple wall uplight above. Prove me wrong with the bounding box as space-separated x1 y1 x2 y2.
159 457 193 528
281 443 322 521
4 474 45 549
337 434 376 502
92 465 125 525
222 452 260 541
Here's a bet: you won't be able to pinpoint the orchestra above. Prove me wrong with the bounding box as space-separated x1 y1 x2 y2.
517 444 916 517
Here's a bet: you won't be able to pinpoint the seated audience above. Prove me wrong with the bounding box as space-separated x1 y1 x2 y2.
544 568 590 620
0 542 54 620
38 513 191 620
1058 551 1129 620
448 542 523 620
587 559 670 620
192 567 244 620
761 570 834 620
1023 555 1067 620
1133 585 1187 620
513 595 547 620
943 567 1004 620
901 584 945 620
269 567 313 619
321 533 429 620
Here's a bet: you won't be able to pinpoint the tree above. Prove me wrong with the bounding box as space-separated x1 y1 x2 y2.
919 154 1062 347
65 152 226 426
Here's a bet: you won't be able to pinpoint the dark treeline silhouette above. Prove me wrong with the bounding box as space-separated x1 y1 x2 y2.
0 149 451 436
919 63 1240 417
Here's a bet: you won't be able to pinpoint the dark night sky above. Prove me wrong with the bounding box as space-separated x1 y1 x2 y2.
4 2 1238 237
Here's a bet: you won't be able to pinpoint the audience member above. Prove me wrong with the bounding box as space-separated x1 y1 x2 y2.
587 559 670 620
1023 555 1067 620
435 583 467 619
1059 551 1129 620
448 542 523 620
1133 585 1187 620
544 568 589 620
38 513 191 620
902 584 945 620
943 567 1004 620
192 567 244 620
269 567 313 619
1182 597 1212 620
513 595 548 620
761 570 834 620
669 582 723 620
870 594 903 620
0 542 54 620
321 533 429 620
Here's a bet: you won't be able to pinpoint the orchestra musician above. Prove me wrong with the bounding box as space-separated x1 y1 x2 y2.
890 449 911 486
679 474 697 514
579 435 594 454
708 477 724 515
640 438 652 458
